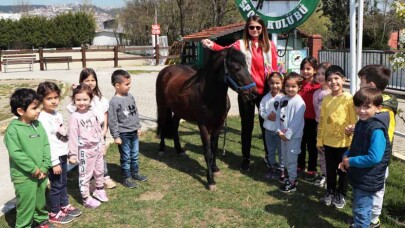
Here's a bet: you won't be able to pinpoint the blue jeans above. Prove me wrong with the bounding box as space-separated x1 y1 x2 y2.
264 130 283 168
352 188 374 227
48 155 69 214
118 131 140 179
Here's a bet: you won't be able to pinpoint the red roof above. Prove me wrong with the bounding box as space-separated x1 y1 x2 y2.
183 22 311 42
183 22 245 41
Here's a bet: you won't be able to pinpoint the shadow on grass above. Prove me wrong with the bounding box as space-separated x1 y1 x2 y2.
139 124 276 190
265 186 352 227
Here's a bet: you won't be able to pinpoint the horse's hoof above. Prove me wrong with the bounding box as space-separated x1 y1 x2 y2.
178 151 187 156
158 151 165 157
208 184 217 191
213 171 221 177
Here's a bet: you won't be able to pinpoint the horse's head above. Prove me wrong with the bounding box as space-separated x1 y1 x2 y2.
223 48 257 101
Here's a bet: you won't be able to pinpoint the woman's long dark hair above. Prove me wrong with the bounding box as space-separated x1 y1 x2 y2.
242 15 270 52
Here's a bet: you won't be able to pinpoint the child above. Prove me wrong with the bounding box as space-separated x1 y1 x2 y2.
277 72 306 193
339 87 390 227
37 82 81 224
259 72 284 180
350 64 397 227
298 57 321 179
316 65 357 209
108 69 147 189
67 68 116 189
4 88 51 228
312 62 332 188
68 84 108 209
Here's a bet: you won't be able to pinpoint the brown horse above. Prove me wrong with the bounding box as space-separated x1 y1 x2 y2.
156 47 256 190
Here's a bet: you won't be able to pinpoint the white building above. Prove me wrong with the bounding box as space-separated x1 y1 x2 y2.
0 13 21 20
92 19 127 46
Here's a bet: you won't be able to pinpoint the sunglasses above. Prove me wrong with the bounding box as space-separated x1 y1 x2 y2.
249 26 262 31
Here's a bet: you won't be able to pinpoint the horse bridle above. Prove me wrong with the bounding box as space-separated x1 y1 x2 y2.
223 59 256 92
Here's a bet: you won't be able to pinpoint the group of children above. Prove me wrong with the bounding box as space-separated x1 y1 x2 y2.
4 69 146 227
259 58 397 227
4 60 397 227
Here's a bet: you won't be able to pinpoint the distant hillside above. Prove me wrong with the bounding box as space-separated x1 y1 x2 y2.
0 4 119 16
0 5 45 13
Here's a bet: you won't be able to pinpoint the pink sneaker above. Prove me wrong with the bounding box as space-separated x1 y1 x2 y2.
93 189 109 202
83 196 101 209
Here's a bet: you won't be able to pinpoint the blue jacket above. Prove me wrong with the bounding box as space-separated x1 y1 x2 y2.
347 117 390 192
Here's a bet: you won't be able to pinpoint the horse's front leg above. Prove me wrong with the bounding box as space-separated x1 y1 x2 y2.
198 124 216 191
210 130 221 175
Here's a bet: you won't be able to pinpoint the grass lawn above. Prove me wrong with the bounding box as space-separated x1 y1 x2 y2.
1 117 404 227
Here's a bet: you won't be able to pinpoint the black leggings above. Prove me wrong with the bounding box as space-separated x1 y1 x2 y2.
298 118 318 171
324 145 348 196
238 94 268 160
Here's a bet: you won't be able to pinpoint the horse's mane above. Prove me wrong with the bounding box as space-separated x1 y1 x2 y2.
181 48 228 91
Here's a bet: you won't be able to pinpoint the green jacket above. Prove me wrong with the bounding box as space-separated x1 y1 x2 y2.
4 119 51 184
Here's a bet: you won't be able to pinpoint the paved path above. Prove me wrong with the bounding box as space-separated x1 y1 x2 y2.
1 66 404 216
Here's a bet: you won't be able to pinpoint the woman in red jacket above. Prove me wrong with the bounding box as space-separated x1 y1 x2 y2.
202 15 278 171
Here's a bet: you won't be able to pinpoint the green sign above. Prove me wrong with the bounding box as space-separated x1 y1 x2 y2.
235 0 320 34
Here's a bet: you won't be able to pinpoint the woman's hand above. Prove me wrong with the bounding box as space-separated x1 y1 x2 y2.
201 39 214 49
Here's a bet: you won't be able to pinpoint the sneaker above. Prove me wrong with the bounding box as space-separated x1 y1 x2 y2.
49 211 74 224
93 189 109 202
83 196 101 209
279 180 296 193
314 175 326 188
370 218 381 228
264 168 278 180
104 176 117 189
302 171 318 181
321 190 334 206
332 193 346 209
240 158 250 172
35 220 52 228
132 173 148 182
123 178 137 188
61 204 82 217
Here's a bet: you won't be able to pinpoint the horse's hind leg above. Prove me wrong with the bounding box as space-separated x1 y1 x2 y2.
172 115 185 155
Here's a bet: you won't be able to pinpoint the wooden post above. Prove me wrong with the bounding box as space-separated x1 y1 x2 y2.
155 38 160 66
0 50 2 72
114 45 118 68
81 45 87 68
39 47 44 71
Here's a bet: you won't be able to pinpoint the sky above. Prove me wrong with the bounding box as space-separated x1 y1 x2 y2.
0 0 125 8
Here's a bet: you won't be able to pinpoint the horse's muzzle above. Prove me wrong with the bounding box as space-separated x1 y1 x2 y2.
241 88 257 101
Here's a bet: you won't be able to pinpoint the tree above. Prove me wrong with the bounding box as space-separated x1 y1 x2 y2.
298 6 332 44
320 0 350 49
390 1 405 70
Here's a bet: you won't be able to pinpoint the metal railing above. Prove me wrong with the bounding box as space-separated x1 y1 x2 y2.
319 49 405 91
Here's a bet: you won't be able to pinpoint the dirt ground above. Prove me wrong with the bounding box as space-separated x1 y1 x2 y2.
0 79 68 131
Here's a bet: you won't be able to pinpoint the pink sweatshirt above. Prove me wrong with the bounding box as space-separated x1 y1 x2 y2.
68 110 105 161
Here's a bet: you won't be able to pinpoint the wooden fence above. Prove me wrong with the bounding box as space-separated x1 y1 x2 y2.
0 44 180 72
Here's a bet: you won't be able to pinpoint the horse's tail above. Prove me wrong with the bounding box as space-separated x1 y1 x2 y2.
157 109 174 139
156 67 174 139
